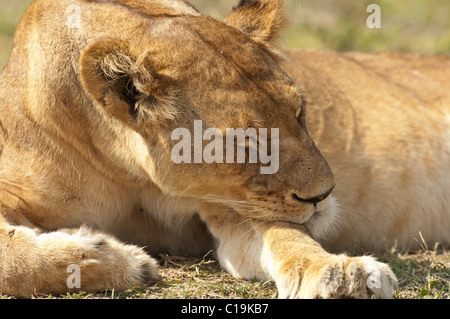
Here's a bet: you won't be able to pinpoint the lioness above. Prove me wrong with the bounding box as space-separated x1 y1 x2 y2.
0 0 448 299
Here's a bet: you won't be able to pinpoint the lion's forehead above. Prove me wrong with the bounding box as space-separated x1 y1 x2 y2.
85 0 200 17
81 1 290 85
122 18 301 116
78 0 302 119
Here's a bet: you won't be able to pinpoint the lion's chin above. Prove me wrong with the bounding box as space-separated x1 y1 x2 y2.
243 197 339 240
304 195 340 241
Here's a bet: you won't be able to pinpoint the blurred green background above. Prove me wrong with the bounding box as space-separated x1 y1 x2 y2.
1 0 449 70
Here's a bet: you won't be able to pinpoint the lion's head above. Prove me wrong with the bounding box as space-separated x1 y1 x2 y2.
79 0 336 234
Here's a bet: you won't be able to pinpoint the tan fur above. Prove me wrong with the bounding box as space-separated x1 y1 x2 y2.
0 0 447 298
282 50 450 252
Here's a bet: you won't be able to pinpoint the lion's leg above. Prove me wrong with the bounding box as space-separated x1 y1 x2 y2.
200 208 397 299
0 217 159 297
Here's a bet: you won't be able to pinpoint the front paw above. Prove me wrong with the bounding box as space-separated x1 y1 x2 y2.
276 255 397 299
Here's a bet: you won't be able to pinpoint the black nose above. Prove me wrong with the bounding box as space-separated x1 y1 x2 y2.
291 186 334 204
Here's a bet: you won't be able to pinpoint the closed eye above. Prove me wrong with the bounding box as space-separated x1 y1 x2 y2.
295 106 301 118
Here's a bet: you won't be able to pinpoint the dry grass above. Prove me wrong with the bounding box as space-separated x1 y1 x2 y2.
67 247 450 299
0 252 277 300
387 245 450 299
2 246 446 300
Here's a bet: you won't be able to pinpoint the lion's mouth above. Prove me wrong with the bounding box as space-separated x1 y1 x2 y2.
200 193 325 229
248 196 339 240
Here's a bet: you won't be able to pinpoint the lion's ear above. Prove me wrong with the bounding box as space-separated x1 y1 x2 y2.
224 0 286 45
79 39 156 125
